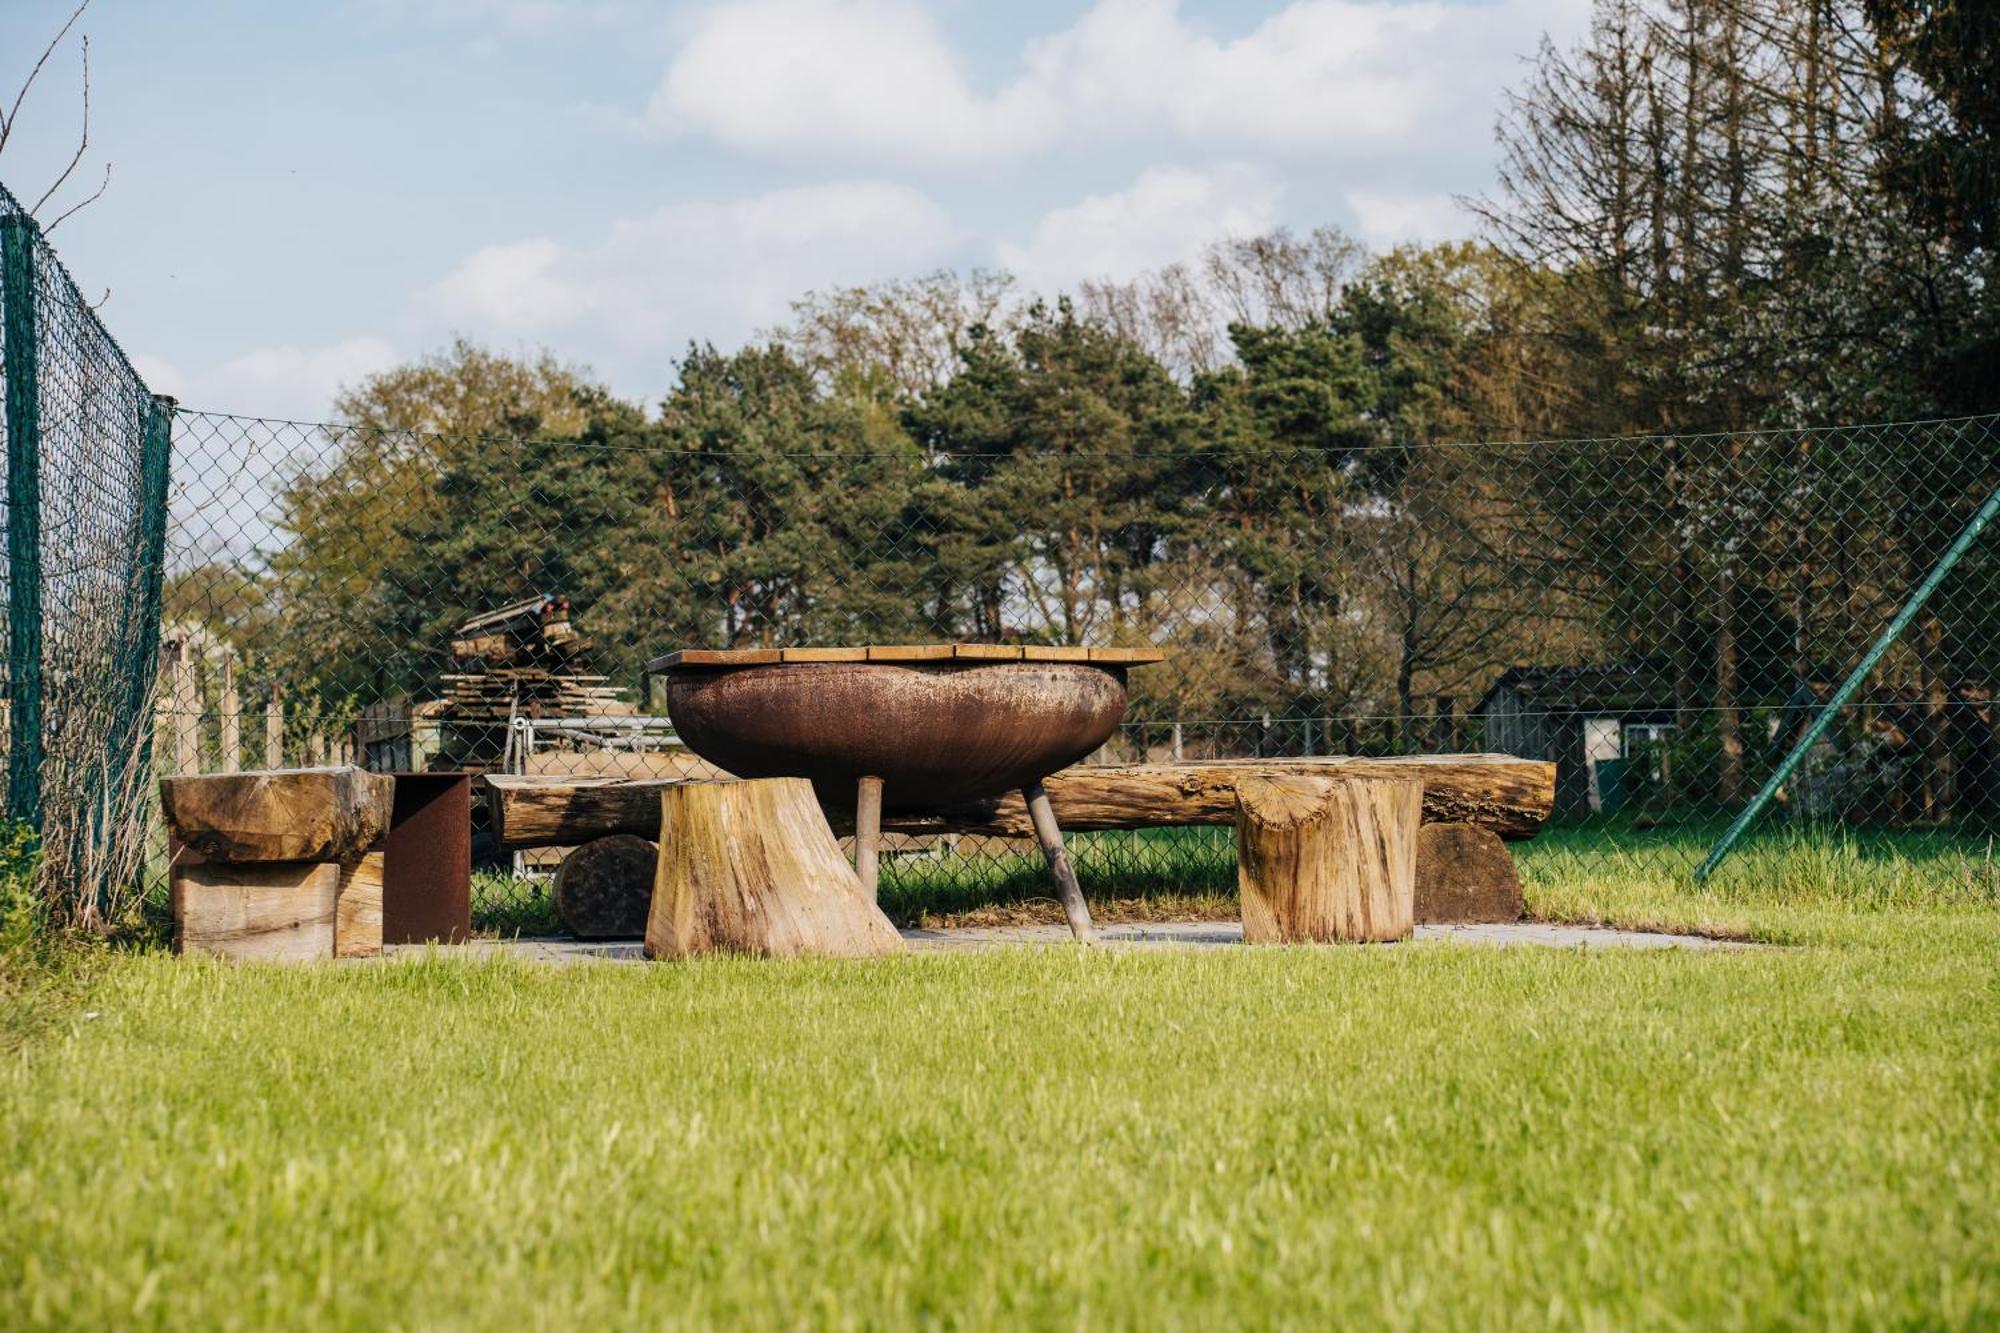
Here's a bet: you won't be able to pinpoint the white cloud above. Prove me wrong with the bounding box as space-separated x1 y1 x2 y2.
1344 188 1470 249
346 0 642 36
133 337 400 420
418 180 958 363
423 239 593 332
645 0 1590 165
645 0 1047 162
999 163 1284 294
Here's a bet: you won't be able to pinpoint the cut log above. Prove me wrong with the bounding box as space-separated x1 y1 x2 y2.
484 754 1553 849
1236 774 1423 944
335 851 385 958
991 756 1545 839
555 834 657 940
646 778 904 959
173 861 337 962
159 766 395 864
1414 823 1523 924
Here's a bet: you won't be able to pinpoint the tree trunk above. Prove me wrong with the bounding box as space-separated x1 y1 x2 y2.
1791 435 1815 687
1716 549 1744 803
1918 613 1955 820
1397 609 1418 755
1235 773 1422 943
646 778 904 959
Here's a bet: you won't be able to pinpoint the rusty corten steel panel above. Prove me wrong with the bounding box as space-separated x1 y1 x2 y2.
665 660 1129 811
382 773 471 944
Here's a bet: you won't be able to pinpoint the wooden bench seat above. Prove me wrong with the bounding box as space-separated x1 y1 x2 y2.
482 755 1555 850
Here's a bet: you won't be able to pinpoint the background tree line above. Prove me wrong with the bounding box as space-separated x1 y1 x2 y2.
172 0 2000 813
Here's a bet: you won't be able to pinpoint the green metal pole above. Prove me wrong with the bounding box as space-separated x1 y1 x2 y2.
1694 477 2000 883
86 394 173 916
125 395 174 761
1 215 42 829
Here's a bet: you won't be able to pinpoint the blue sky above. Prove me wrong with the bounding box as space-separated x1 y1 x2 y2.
0 0 1587 420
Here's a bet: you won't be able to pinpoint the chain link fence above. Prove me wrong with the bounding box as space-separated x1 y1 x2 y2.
0 181 170 929
4 170 1992 934
161 404 2000 926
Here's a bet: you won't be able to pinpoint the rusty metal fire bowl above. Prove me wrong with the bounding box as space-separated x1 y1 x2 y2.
664 660 1129 811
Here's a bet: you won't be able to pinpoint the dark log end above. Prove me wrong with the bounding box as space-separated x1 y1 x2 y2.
554 834 658 940
1413 822 1523 924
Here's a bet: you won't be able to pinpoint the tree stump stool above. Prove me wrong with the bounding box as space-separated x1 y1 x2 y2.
555 834 657 940
645 777 905 959
1235 773 1424 943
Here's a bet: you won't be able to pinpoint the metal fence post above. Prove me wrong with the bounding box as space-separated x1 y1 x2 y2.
1 214 42 829
123 395 174 768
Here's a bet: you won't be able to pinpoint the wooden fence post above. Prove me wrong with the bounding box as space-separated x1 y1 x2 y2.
218 651 241 773
171 642 199 776
265 686 283 769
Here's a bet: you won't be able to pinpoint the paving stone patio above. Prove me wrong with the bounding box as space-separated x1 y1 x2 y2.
382 920 1744 964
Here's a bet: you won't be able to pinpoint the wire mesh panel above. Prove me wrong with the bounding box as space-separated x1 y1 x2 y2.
163 405 2000 926
0 180 168 928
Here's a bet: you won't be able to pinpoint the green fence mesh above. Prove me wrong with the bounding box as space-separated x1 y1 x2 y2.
0 179 169 929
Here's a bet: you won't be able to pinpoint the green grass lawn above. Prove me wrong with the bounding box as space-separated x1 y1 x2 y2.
3 837 1997 1328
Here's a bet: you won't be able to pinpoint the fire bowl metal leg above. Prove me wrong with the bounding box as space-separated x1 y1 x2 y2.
1024 780 1094 941
854 775 884 900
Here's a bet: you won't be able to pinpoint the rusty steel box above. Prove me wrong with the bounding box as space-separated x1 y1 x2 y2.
382 773 471 944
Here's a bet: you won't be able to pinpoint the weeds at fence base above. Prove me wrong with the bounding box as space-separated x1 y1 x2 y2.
0 826 108 1053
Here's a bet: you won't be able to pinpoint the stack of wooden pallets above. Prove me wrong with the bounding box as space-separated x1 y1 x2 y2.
435 596 631 768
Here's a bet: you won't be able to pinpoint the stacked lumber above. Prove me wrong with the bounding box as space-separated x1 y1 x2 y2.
449 595 585 667
161 767 393 962
440 669 626 722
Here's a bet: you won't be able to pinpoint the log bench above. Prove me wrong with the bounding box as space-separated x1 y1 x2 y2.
486 754 1554 928
161 767 473 961
162 766 393 961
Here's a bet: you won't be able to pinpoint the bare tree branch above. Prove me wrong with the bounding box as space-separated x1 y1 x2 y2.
0 0 91 158
42 160 108 235
31 34 91 216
